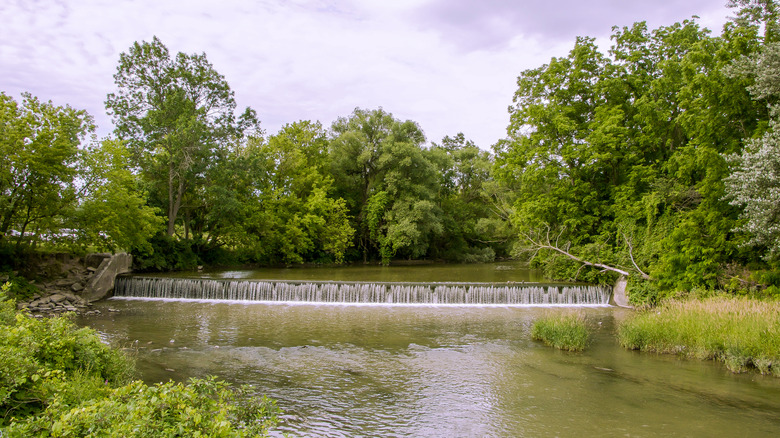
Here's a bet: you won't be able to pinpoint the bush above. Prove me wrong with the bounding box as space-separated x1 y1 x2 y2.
0 290 280 436
618 297 780 375
0 301 134 423
531 312 590 352
6 377 280 437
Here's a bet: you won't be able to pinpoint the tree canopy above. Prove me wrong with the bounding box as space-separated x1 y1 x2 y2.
5 1 780 303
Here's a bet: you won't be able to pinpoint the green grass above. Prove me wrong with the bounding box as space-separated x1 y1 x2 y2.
531 312 590 352
618 297 780 375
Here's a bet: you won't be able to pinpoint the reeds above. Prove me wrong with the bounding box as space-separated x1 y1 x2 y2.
531 312 589 352
618 297 780 375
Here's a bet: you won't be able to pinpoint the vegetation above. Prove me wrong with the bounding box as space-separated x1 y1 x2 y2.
0 284 279 435
494 3 780 303
618 297 780 375
2 2 780 302
531 312 590 352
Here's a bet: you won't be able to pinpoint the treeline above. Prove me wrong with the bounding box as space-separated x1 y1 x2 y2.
2 1 780 304
0 36 509 269
495 0 780 302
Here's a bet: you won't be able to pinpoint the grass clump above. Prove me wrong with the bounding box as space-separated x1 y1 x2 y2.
531 312 590 352
618 297 780 376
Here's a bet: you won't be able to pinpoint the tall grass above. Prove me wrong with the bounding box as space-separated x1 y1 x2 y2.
618 297 780 375
531 312 589 352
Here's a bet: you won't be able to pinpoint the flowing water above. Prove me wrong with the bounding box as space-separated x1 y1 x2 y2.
77 264 780 437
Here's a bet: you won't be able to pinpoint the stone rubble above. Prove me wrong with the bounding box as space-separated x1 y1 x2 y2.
13 253 112 317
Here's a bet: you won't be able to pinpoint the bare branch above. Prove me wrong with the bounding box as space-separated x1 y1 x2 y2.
622 231 650 279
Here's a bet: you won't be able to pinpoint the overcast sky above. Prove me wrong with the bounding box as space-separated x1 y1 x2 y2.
1 0 733 149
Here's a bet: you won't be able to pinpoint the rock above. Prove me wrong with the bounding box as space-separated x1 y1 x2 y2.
71 282 84 292
30 297 49 307
55 279 72 287
49 294 67 303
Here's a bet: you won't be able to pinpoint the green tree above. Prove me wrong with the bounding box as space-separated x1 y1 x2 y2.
0 92 94 250
105 36 259 237
329 108 441 263
239 121 354 264
430 133 506 261
496 16 765 297
74 139 163 252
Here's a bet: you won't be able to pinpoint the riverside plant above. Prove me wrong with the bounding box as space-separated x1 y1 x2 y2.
618 297 780 376
531 312 590 352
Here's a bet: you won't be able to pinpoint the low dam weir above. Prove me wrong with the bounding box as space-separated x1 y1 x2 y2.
113 276 611 306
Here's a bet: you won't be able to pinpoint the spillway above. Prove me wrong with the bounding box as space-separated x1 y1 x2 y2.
113 276 611 306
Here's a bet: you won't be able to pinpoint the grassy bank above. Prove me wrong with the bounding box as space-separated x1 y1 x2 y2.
618 297 780 375
531 312 589 352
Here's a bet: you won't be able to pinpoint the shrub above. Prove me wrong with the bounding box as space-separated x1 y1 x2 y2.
531 312 590 352
6 377 280 437
0 289 280 436
0 303 134 423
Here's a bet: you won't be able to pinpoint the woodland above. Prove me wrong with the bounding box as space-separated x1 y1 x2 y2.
2 0 780 305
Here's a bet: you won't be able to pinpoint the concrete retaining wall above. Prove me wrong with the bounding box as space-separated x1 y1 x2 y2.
83 253 132 302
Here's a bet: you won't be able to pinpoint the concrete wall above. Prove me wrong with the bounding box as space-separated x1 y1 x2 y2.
611 276 632 308
83 253 132 302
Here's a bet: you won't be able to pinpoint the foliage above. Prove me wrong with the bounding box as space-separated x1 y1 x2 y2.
6 377 280 437
74 139 164 253
238 122 355 264
0 289 279 436
494 14 767 294
618 297 780 375
0 92 94 250
725 42 780 259
131 233 200 272
105 36 260 237
531 312 590 352
329 108 447 263
0 305 134 423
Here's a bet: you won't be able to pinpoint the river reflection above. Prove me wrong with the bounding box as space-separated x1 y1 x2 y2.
79 300 780 437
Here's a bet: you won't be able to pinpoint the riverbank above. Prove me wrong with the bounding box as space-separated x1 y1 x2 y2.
617 297 780 376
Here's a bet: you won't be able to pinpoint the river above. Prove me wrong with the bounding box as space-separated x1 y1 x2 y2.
77 263 780 437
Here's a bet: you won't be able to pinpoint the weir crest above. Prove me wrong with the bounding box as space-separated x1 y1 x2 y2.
113 276 611 306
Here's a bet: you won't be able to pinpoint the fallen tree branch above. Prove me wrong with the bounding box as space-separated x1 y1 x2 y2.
521 227 651 280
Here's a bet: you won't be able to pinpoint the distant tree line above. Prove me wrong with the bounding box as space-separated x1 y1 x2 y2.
2 0 779 304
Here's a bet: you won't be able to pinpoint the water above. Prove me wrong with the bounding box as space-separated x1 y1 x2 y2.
114 262 610 306
79 299 780 437
114 277 610 306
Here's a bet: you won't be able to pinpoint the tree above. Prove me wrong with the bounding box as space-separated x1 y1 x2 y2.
495 16 765 297
74 139 163 252
239 121 354 264
429 133 507 262
329 108 441 263
0 92 94 249
105 36 259 236
725 42 780 257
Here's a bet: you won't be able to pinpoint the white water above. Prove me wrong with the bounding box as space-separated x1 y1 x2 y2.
113 277 611 306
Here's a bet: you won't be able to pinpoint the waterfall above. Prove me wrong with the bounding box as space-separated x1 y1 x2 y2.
113 277 611 306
